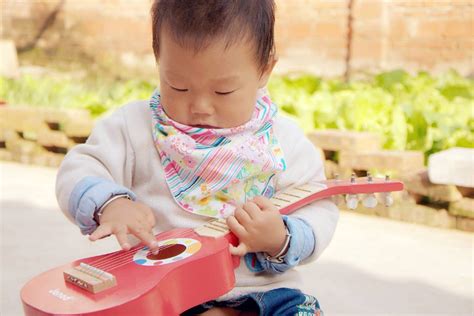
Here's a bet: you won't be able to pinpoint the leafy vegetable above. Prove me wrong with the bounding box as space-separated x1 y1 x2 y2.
0 75 157 117
268 70 473 158
1 69 472 157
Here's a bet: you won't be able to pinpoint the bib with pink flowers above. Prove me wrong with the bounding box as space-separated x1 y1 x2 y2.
149 90 286 218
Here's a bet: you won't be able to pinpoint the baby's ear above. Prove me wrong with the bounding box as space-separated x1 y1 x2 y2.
258 55 278 88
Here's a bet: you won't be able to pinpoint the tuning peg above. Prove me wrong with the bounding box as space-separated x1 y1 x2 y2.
363 193 378 208
383 193 394 207
383 174 394 207
345 194 359 210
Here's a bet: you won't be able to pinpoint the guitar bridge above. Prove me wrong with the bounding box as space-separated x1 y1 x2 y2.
63 263 117 293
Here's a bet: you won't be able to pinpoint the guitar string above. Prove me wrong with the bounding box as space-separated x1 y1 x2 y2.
89 227 198 269
89 197 295 270
87 191 310 270
87 199 293 270
86 220 229 267
98 229 198 271
90 222 235 271
87 243 144 266
73 186 392 270
71 181 392 271
95 220 237 271
79 181 385 271
84 189 313 270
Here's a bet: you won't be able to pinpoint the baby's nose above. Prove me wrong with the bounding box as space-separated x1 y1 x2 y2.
190 97 214 116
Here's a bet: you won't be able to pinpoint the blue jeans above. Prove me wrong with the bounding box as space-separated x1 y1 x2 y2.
182 288 323 316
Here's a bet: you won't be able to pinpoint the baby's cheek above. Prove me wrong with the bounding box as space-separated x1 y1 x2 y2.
220 102 254 127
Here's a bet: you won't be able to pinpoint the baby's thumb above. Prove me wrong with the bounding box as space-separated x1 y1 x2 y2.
229 243 248 256
89 224 112 241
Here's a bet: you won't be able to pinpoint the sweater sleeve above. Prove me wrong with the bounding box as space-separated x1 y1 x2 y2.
55 106 137 234
273 116 339 264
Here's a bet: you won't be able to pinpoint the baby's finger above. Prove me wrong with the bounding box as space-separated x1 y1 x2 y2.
114 229 131 251
242 201 261 219
226 216 247 238
252 195 274 211
144 211 156 227
131 226 159 253
234 207 252 227
89 224 112 241
229 243 248 256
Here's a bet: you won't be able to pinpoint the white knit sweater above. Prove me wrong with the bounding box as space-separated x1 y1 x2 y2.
55 100 339 299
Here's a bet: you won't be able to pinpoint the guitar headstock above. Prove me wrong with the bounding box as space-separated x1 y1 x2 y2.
274 172 404 215
315 173 403 209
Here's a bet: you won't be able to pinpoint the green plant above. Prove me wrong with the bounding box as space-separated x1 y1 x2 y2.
0 75 157 117
267 70 473 158
2 70 472 157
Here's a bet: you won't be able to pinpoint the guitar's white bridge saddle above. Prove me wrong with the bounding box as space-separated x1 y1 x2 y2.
63 263 117 293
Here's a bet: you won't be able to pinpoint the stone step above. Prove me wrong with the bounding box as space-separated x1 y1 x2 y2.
0 148 13 161
0 40 19 78
341 200 458 230
307 129 381 153
5 138 43 155
456 217 474 232
0 106 92 132
324 159 357 179
31 152 65 168
428 147 474 188
402 169 463 203
63 118 94 138
449 198 474 219
37 130 75 149
339 150 424 175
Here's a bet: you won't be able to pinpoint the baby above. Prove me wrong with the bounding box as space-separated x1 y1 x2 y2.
55 1 339 315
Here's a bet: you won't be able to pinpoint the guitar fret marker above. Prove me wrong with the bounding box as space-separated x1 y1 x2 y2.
210 220 229 229
208 224 229 232
281 192 302 198
205 223 228 233
295 187 311 193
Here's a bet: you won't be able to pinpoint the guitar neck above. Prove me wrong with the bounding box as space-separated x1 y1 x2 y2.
194 177 404 239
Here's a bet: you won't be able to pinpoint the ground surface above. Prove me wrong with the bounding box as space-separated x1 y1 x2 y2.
1 161 472 315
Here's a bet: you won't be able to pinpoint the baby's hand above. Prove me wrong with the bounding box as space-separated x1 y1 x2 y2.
89 198 159 253
226 196 286 257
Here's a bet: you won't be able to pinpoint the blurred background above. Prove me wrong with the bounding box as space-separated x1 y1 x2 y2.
1 0 473 315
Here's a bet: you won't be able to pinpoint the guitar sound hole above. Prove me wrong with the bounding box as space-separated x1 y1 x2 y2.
146 244 186 260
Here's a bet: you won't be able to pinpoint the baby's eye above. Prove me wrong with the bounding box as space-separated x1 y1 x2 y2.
171 86 188 92
215 90 236 95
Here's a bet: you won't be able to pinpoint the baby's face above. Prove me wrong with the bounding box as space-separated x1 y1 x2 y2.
158 29 274 129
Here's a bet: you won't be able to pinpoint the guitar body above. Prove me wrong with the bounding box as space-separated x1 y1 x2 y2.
21 176 403 315
21 228 236 315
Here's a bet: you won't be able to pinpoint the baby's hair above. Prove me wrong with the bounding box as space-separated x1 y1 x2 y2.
151 0 275 72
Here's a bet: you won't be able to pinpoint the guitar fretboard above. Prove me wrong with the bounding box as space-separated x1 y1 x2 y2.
269 183 324 208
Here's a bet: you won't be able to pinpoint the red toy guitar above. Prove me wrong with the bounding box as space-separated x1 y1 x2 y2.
21 174 403 315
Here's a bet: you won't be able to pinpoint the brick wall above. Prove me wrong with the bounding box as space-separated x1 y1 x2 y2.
350 0 473 75
1 0 473 77
275 1 349 76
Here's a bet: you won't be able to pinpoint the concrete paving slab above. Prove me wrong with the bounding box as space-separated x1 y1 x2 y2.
1 161 472 316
